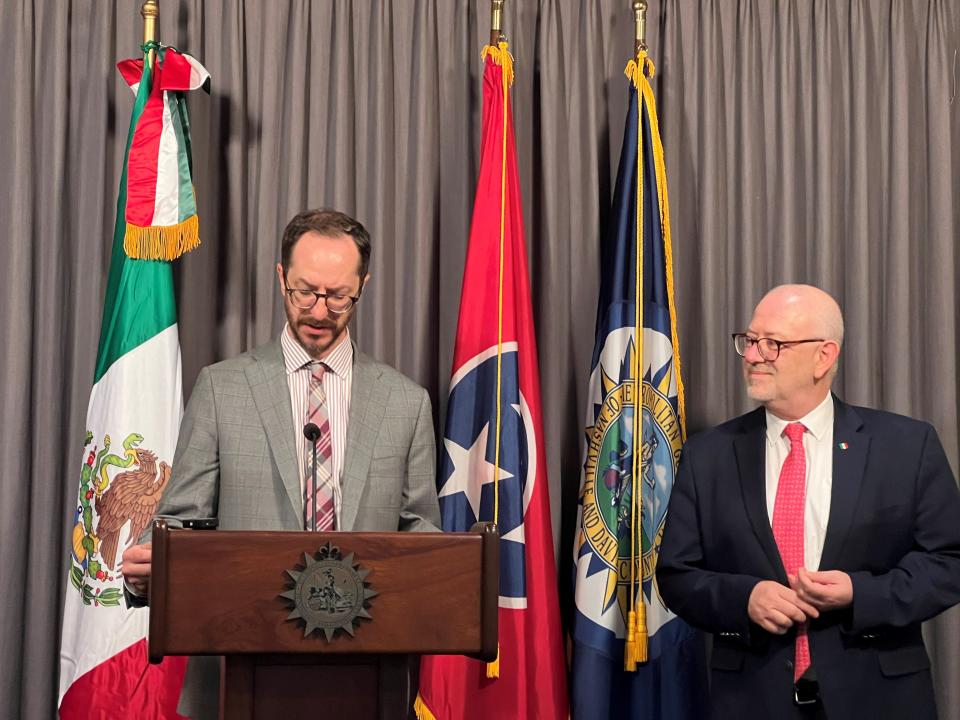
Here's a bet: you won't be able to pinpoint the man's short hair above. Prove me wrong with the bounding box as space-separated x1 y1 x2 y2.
280 209 371 278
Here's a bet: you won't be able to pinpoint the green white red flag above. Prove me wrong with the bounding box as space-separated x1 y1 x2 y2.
58 45 207 719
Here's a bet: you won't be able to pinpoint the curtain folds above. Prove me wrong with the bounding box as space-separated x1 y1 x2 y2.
0 1 956 717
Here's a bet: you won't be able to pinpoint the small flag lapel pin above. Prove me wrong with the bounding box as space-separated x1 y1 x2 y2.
838 442 849 450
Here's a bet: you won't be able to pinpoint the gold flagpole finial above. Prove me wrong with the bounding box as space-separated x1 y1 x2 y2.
142 0 159 67
490 0 505 45
633 0 648 59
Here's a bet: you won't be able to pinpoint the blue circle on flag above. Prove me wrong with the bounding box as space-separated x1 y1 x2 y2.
439 348 530 602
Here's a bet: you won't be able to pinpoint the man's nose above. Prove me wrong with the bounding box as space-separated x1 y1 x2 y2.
743 341 764 364
308 299 330 319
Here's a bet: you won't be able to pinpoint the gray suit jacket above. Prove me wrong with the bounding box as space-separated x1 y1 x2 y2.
154 339 440 532
143 339 440 718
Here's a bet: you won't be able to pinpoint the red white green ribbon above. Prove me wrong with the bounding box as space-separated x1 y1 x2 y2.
117 48 209 260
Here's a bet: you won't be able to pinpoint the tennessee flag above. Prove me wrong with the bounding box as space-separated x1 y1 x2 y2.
415 43 568 720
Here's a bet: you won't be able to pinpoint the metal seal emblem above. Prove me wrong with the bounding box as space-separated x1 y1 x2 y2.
279 542 377 640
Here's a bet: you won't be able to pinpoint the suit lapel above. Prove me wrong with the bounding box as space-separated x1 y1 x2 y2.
340 350 386 531
246 342 303 522
819 396 869 569
734 408 787 581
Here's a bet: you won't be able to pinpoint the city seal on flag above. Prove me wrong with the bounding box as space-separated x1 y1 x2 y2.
579 326 682 627
70 430 172 608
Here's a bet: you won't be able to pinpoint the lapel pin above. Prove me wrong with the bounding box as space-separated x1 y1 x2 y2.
838 442 849 450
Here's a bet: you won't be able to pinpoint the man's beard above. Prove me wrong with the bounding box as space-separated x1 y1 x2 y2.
744 367 776 402
746 383 775 402
286 307 344 359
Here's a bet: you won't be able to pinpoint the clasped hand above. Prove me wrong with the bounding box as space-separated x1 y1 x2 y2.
747 568 852 634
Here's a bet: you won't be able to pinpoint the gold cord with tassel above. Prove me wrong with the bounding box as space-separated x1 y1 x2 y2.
478 38 513 681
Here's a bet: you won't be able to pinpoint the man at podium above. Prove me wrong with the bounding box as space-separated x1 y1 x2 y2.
121 208 441 718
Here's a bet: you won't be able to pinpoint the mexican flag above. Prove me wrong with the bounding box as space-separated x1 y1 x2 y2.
58 46 208 718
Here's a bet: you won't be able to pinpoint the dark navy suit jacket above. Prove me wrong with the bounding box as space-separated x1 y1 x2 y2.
657 396 960 719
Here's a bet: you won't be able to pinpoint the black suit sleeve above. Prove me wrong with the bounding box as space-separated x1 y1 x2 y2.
657 445 763 639
849 425 960 631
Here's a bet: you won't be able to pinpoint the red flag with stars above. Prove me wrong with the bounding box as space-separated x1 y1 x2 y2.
414 42 568 720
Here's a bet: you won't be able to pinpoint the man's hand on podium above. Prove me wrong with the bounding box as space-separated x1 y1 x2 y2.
121 542 152 597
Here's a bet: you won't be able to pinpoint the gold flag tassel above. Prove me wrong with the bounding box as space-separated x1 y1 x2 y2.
486 643 501 679
624 595 649 670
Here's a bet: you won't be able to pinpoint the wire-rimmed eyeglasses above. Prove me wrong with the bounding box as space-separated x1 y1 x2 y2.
732 333 824 362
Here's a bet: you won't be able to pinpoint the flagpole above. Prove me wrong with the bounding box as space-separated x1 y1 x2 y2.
633 0 647 58
490 0 504 45
623 0 653 673
142 0 159 68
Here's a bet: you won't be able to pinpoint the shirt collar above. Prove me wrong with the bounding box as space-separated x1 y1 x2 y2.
280 324 353 377
765 393 834 444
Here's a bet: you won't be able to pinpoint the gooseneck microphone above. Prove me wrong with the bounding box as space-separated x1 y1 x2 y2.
303 423 321 532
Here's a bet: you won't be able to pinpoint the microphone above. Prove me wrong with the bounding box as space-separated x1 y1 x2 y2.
303 423 321 531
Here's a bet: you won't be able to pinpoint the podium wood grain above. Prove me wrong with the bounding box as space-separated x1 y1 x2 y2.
148 523 498 720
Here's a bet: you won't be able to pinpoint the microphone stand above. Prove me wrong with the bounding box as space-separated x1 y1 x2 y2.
303 423 321 532
311 438 318 532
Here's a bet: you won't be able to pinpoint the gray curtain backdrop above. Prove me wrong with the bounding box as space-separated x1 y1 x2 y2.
0 1 957 717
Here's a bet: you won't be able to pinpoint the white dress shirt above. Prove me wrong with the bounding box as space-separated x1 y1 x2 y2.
280 324 353 527
764 393 835 571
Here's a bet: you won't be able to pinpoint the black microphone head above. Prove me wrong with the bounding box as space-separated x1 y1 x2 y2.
303 423 322 442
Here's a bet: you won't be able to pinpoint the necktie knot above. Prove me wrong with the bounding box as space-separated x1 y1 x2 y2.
309 361 327 382
784 422 806 446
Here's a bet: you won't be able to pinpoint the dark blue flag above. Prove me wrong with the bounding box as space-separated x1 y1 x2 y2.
571 54 708 720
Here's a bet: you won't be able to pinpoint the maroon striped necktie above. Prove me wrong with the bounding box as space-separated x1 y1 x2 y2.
304 362 336 531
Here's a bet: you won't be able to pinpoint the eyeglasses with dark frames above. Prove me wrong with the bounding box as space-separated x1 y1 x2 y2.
731 333 824 362
283 277 362 314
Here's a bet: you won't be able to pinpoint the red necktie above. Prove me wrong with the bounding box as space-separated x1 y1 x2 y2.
304 362 336 531
772 421 811 680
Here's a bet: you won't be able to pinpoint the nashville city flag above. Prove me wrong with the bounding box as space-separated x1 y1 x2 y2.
570 54 708 719
415 43 568 720
59 45 208 719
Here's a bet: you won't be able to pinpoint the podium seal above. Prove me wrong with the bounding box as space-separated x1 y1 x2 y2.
279 542 378 640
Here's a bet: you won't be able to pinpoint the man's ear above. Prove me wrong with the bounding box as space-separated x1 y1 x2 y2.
814 341 841 381
276 263 286 293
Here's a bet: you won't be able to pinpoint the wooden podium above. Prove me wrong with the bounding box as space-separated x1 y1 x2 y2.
148 520 498 720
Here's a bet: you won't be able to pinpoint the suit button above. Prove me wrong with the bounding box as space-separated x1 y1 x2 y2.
785 660 794 672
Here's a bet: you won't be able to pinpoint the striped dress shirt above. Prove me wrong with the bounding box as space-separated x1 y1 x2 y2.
280 324 354 528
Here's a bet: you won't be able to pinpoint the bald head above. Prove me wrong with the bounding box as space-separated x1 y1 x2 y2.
742 284 844 419
756 284 844 348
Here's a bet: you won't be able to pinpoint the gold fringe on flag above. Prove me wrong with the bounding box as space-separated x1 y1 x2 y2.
480 41 514 87
624 53 656 88
413 693 438 720
486 643 501 679
124 213 201 260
